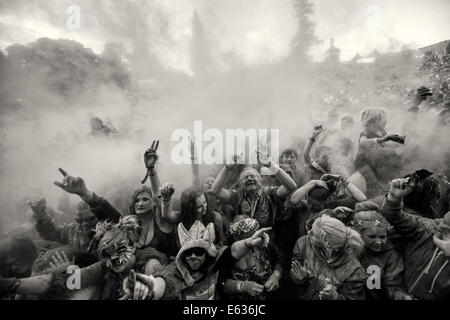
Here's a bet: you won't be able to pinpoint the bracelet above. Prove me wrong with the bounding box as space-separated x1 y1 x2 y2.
272 270 281 279
237 281 244 293
340 177 350 187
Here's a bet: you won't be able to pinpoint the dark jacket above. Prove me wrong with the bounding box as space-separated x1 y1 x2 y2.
381 196 450 300
359 241 408 300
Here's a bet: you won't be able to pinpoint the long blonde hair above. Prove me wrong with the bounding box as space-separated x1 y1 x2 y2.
311 215 364 256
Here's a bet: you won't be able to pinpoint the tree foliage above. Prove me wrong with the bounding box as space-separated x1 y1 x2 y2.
0 38 131 109
290 0 320 62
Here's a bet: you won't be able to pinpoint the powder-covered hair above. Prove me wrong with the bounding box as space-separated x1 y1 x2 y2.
361 108 387 129
352 210 390 233
311 215 364 256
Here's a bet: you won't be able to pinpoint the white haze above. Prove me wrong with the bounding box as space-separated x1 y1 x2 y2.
0 0 448 233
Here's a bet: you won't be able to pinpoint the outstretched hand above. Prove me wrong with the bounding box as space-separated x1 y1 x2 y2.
256 139 272 167
413 86 432 107
122 270 155 300
54 168 89 196
48 251 75 274
246 227 271 248
28 198 47 215
226 154 244 171
388 178 414 200
310 126 323 140
160 182 175 201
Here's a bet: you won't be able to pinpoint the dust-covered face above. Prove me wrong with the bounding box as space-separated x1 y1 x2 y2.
361 225 387 252
203 177 215 192
183 248 206 271
309 230 343 263
102 240 136 273
195 194 208 216
240 171 262 192
135 191 153 215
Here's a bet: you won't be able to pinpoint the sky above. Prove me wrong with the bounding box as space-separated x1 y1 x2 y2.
0 0 449 73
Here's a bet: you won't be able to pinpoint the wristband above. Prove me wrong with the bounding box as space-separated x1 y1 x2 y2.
237 281 244 293
272 270 281 279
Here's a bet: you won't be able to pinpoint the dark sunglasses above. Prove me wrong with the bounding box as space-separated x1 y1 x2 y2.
184 248 205 257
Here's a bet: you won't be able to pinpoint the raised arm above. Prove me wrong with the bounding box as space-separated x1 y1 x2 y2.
403 86 433 136
53 168 121 222
29 199 71 244
359 134 405 148
190 139 201 190
344 178 367 202
290 180 329 205
159 183 180 224
143 140 162 203
303 126 323 165
211 155 243 201
381 178 429 240
257 149 297 197
322 174 367 202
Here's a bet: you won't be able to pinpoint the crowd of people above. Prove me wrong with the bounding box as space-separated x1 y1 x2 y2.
1 78 449 300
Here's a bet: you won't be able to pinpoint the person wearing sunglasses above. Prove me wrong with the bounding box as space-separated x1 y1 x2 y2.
121 220 271 300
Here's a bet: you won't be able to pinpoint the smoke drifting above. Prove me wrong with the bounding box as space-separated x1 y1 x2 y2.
0 1 448 235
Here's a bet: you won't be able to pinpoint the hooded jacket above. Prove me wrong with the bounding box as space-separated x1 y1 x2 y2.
291 235 367 300
359 240 408 300
381 196 450 299
153 221 233 300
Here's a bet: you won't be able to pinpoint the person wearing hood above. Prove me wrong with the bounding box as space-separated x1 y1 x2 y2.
122 220 271 300
381 178 450 299
352 210 412 300
290 215 367 300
